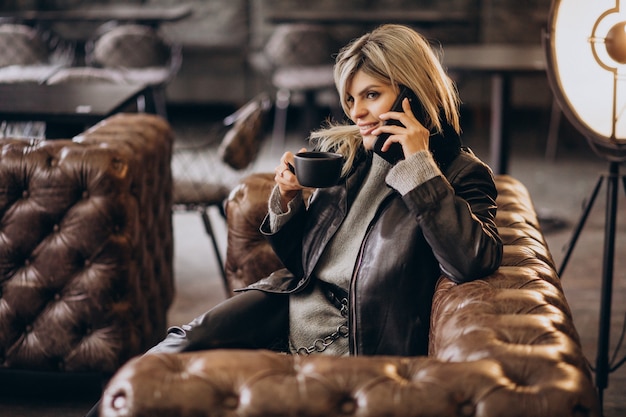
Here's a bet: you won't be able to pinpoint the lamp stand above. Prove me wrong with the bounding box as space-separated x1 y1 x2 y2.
558 160 626 412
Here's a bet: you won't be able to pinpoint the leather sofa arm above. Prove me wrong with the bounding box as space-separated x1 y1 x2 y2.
0 113 174 373
224 173 284 291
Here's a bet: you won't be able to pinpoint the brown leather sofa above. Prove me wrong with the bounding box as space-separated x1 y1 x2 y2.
0 113 174 375
100 172 600 417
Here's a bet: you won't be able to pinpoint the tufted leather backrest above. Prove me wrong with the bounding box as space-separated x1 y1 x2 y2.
0 113 174 373
100 173 599 417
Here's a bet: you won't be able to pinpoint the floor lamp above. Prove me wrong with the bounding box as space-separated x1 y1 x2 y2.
544 0 626 413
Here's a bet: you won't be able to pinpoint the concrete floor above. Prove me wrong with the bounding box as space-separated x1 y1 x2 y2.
1 106 624 416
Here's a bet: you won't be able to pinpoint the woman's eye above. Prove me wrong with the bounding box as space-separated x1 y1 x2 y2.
366 91 379 99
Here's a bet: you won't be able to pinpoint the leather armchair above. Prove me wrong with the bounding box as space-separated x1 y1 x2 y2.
0 113 174 374
99 173 599 417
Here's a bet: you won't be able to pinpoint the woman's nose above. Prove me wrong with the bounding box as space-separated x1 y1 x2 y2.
350 100 366 120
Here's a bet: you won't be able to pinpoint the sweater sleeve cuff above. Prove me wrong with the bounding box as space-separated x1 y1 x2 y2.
267 184 304 232
386 150 443 195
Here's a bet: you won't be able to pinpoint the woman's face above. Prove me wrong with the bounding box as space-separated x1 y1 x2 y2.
345 70 399 150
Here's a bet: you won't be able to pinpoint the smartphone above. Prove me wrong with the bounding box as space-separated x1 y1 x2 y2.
373 85 423 164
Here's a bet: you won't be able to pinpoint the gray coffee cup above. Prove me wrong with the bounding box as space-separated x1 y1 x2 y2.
290 151 343 188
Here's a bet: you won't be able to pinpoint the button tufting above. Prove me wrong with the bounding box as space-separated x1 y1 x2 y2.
112 393 127 410
82 190 89 199
222 395 238 410
54 293 62 301
25 325 33 333
53 224 60 232
111 158 124 171
22 190 29 198
458 401 475 417
339 398 356 415
24 259 30 266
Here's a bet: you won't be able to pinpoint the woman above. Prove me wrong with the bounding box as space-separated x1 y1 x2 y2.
149 23 501 358
257 23 502 356
86 23 501 415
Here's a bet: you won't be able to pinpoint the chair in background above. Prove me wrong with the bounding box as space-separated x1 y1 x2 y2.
0 23 49 70
252 24 341 152
0 22 74 83
86 23 182 119
0 23 74 139
171 93 271 297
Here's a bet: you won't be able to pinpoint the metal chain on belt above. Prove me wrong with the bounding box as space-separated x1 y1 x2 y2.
295 297 349 356
296 322 349 355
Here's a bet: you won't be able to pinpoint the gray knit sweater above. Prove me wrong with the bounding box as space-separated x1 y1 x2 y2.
268 150 442 355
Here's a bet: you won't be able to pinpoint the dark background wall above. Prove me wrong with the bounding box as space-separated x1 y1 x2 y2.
1 0 553 110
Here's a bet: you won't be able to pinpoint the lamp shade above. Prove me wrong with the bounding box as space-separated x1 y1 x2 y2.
545 0 626 161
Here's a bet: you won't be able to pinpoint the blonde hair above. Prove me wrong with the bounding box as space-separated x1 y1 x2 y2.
310 24 461 176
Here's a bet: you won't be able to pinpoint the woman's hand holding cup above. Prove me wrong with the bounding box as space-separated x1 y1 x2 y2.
275 147 344 210
275 148 307 210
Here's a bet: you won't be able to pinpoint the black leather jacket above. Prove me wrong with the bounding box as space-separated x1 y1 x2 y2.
249 146 503 356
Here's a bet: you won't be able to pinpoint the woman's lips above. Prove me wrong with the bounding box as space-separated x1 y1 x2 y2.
359 122 378 136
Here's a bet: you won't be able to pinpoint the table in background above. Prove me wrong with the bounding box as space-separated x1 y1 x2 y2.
0 82 148 138
442 44 546 175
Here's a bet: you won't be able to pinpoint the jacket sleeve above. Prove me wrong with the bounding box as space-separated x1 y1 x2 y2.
400 152 503 283
260 192 308 279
